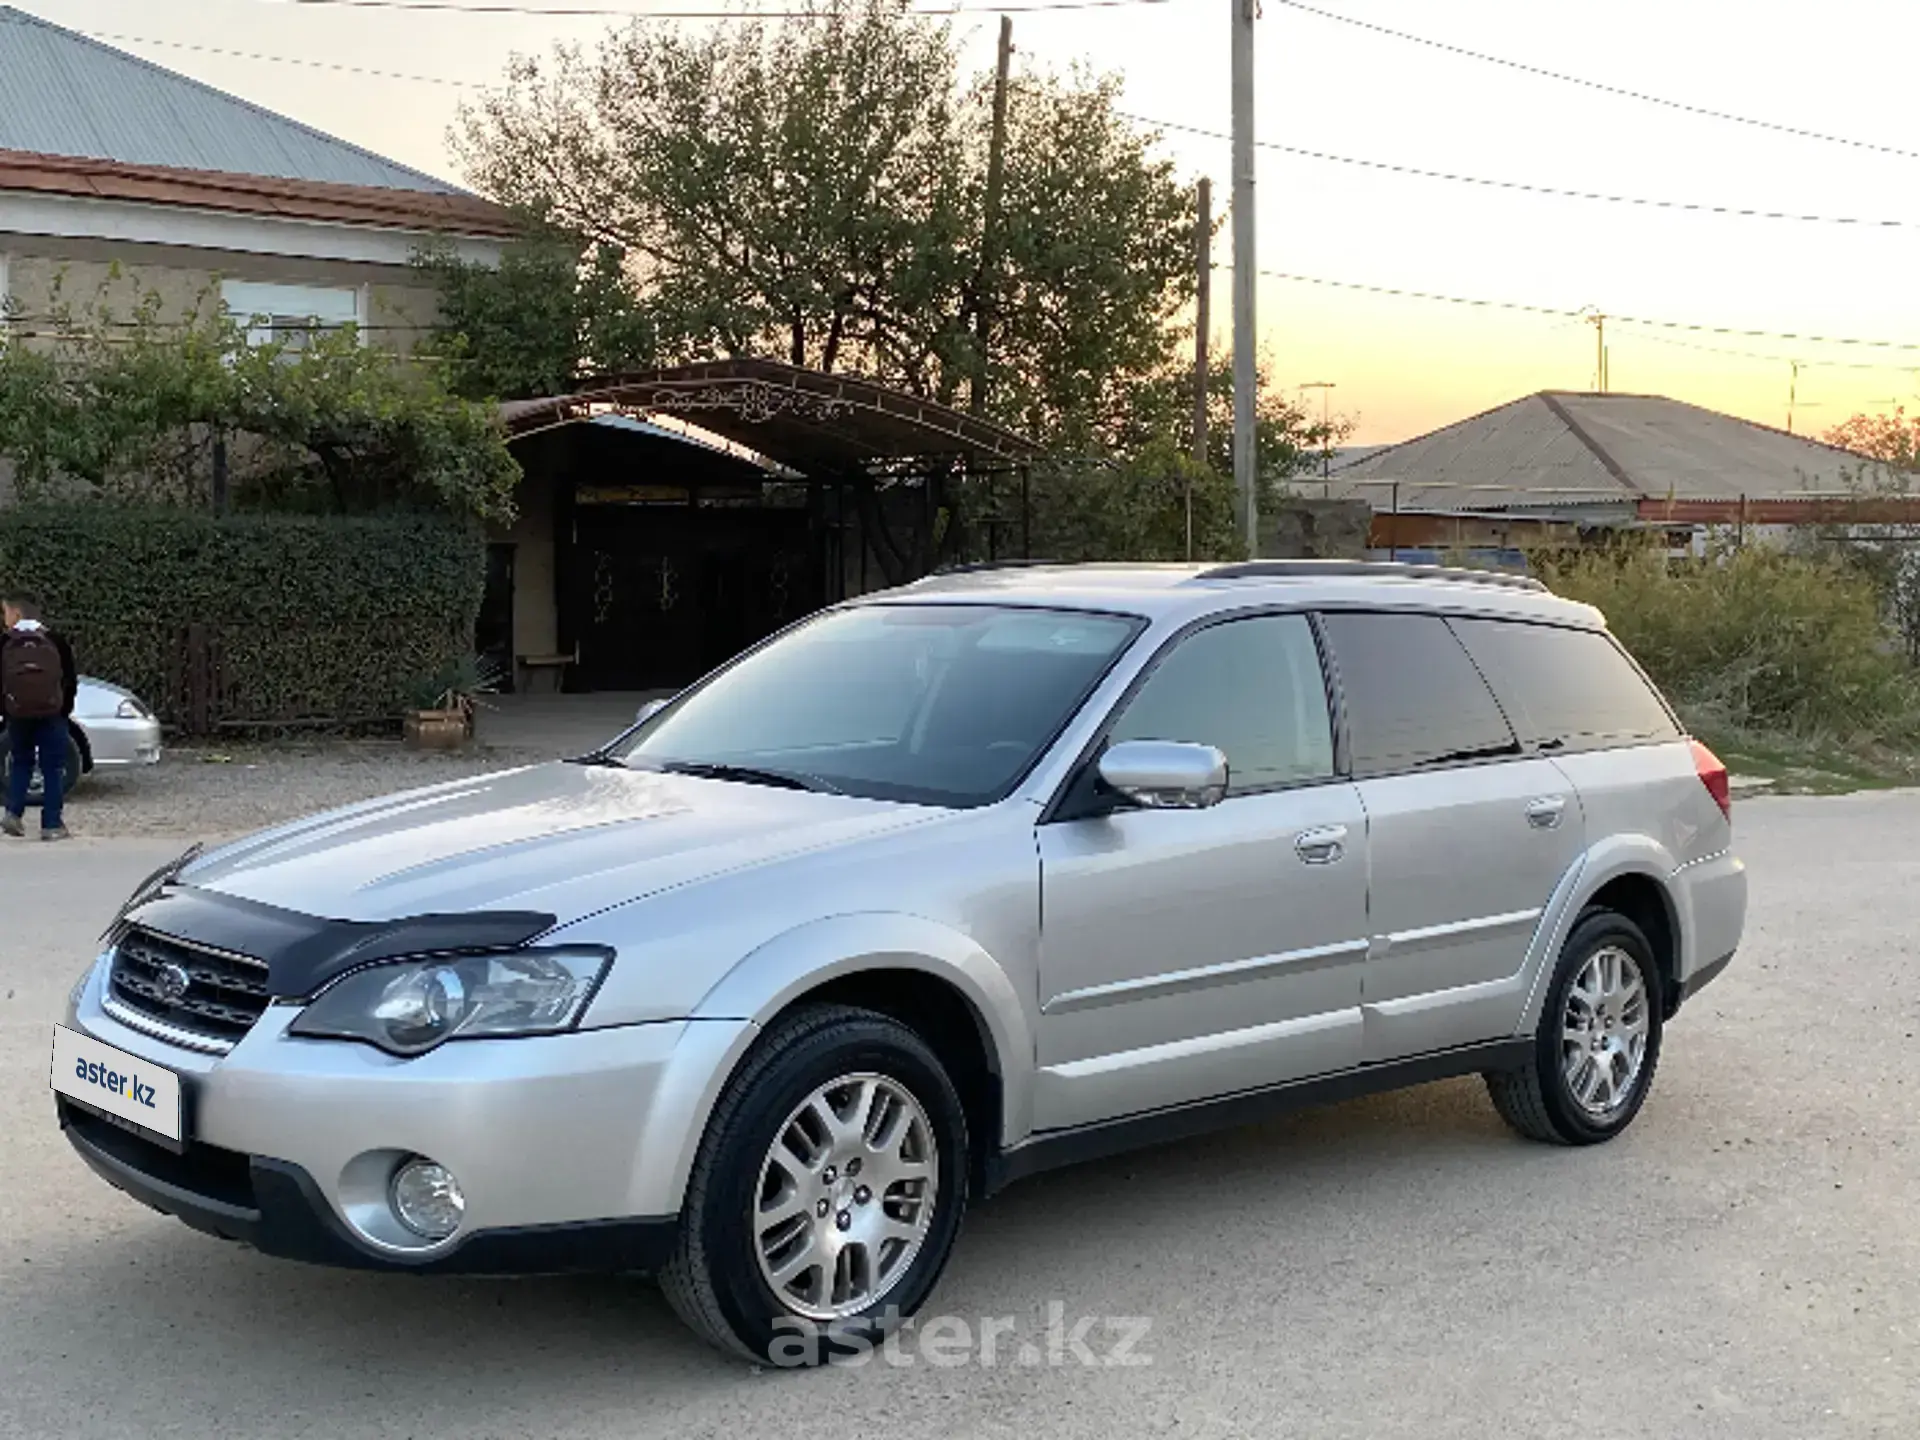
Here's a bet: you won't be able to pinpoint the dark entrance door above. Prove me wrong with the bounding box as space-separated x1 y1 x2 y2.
568 502 819 691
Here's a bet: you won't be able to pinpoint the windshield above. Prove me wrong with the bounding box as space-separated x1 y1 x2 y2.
606 604 1143 807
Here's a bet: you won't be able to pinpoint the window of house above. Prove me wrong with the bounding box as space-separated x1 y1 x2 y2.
220 280 364 348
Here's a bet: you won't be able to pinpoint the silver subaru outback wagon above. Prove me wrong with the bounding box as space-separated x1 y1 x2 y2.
53 561 1746 1361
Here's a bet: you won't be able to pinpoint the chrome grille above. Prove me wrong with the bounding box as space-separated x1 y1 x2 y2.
109 928 270 1045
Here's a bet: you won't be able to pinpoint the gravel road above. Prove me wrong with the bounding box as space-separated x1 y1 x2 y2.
3 794 1918 1439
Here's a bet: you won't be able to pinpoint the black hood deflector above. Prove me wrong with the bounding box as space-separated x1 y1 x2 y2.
123 886 558 999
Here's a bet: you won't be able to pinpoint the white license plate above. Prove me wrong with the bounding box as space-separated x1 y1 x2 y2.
51 1024 183 1143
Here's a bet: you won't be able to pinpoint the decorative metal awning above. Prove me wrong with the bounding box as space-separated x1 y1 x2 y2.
499 358 1039 475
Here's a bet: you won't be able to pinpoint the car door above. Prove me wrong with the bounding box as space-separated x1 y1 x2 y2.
1317 610 1587 1063
1033 612 1371 1131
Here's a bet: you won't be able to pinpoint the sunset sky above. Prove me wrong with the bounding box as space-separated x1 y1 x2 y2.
17 0 1920 445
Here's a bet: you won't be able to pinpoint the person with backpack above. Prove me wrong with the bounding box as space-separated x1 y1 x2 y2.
1 591 79 840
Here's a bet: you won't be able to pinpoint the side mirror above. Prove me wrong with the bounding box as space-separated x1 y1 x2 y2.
1096 740 1228 810
635 698 669 725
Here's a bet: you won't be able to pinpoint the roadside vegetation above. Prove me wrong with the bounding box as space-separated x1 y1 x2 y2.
1542 545 1920 793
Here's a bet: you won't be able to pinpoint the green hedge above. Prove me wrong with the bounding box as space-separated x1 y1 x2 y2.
0 506 484 731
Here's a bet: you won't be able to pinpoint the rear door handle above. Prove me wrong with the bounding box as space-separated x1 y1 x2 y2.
1295 825 1348 864
1525 796 1567 830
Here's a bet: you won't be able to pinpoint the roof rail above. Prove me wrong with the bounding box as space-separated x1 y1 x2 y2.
1199 559 1548 593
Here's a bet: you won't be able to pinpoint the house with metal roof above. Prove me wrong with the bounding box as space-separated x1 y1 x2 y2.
0 5 512 349
1318 390 1903 554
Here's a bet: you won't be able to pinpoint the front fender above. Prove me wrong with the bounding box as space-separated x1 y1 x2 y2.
694 911 1037 1146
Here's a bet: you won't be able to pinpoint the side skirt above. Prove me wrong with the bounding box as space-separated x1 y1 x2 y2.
984 1038 1531 1196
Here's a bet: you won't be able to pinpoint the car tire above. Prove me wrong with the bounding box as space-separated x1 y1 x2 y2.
0 729 84 808
660 1003 971 1365
1485 907 1665 1146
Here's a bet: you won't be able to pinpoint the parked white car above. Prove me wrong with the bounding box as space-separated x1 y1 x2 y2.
2 676 163 802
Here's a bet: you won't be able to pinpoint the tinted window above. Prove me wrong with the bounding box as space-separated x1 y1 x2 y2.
1320 611 1517 775
1450 619 1679 749
611 605 1141 806
1109 614 1334 792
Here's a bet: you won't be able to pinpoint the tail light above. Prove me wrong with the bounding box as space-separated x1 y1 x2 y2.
1690 740 1731 822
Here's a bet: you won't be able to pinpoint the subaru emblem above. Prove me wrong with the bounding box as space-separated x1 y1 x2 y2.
155 962 192 1005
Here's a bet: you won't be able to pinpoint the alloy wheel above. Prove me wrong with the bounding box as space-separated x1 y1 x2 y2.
1560 944 1651 1116
751 1072 939 1321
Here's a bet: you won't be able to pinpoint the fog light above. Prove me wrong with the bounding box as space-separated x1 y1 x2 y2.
390 1157 465 1240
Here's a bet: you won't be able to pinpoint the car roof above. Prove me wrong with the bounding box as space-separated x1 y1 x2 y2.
858 561 1605 630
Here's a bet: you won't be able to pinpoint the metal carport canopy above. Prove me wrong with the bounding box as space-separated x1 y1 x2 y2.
499 358 1040 473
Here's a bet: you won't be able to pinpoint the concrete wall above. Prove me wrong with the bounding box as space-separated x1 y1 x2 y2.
497 463 560 662
1 233 440 351
1259 498 1373 559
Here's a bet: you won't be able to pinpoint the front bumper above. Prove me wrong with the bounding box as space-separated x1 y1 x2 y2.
59 1098 678 1274
63 955 755 1271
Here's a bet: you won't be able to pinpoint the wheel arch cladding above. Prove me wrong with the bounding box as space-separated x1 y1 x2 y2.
774 970 1003 1204
1583 872 1679 1014
693 912 1035 1180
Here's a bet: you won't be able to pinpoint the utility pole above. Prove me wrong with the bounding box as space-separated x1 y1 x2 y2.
1188 178 1212 562
1787 359 1802 433
971 15 1014 417
1192 177 1212 469
1586 311 1608 393
1231 0 1258 555
1299 381 1336 486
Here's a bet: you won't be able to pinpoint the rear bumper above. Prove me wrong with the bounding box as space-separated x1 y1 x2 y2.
1676 950 1736 1007
79 715 163 769
1676 849 1746 986
59 1098 678 1275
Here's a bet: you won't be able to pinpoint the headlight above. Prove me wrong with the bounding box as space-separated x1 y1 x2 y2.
288 949 611 1056
114 697 150 720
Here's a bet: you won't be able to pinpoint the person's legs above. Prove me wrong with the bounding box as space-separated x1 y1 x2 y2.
3 721 33 830
35 719 66 834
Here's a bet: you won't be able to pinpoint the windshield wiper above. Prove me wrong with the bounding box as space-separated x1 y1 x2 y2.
657 760 840 794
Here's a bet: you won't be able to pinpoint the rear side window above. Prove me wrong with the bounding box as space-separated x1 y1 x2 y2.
1319 612 1517 775
1450 619 1679 750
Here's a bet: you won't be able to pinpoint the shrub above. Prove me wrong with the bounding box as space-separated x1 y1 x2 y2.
1542 545 1920 744
0 505 484 732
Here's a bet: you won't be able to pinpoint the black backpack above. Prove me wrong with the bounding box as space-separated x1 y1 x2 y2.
1 628 65 719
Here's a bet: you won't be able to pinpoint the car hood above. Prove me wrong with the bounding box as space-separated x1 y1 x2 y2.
180 761 941 924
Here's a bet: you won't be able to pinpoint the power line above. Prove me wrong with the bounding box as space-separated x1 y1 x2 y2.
267 0 1174 14
1276 0 1920 164
51 26 480 86
1238 267 1920 353
51 16 1911 232
1132 113 1920 231
1610 326 1920 374
71 25 1917 233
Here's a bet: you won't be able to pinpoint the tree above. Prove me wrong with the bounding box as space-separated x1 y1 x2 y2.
413 234 658 401
1114 356 1351 489
1828 407 1920 472
451 0 1193 444
0 279 519 521
1815 407 1920 662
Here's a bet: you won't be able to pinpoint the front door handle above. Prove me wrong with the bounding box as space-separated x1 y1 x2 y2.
1295 825 1348 865
1525 796 1567 830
